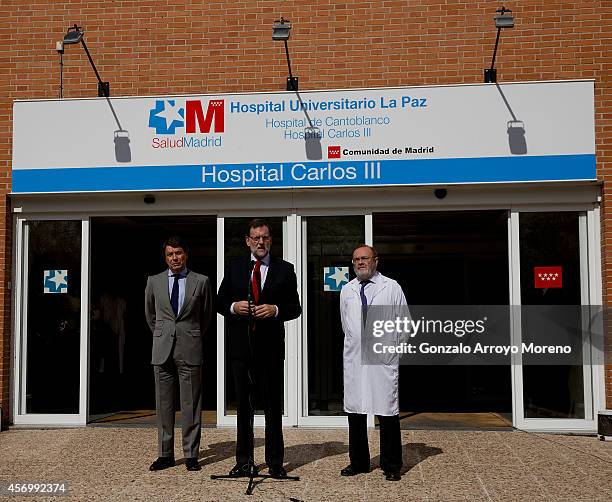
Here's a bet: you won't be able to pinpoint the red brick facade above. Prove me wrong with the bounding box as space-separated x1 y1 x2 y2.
0 1 610 426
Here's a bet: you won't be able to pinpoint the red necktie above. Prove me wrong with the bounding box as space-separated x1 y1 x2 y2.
251 259 262 305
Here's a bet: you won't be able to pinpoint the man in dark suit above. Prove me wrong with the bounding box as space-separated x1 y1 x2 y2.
145 236 213 472
217 219 301 479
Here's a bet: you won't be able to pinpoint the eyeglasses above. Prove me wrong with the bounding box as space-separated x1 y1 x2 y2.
248 235 271 242
352 256 375 263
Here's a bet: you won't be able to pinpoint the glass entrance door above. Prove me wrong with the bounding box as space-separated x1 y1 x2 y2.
373 211 512 424
299 215 365 426
214 208 603 431
13 218 88 426
88 216 217 426
217 216 292 427
512 210 601 431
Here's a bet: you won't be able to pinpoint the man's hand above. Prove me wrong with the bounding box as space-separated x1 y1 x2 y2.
233 300 251 316
253 304 276 319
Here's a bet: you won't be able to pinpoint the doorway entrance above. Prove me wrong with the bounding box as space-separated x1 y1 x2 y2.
10 187 603 431
297 210 512 428
88 216 217 425
374 210 512 426
373 211 512 425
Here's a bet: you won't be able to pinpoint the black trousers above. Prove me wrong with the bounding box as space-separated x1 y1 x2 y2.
231 357 284 468
348 413 402 473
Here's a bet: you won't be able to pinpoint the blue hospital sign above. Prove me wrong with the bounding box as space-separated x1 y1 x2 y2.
324 266 349 291
44 270 68 294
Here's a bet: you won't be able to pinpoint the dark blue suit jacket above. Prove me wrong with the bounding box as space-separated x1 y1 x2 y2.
217 255 301 361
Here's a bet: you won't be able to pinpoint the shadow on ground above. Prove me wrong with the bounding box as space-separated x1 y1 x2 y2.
196 438 442 477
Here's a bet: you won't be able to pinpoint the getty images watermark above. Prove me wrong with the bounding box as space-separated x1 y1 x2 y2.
360 305 609 366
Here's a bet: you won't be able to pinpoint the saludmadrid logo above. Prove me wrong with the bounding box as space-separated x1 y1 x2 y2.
148 99 225 149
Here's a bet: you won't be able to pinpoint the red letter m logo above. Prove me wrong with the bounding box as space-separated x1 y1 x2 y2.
185 99 225 133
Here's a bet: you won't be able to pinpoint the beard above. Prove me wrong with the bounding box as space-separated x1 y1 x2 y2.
355 266 375 281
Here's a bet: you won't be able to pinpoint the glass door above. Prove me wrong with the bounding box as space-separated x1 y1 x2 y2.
373 211 511 422
298 215 365 426
216 216 295 427
13 218 89 425
512 210 602 431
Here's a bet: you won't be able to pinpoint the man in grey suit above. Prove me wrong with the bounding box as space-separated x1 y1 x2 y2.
145 236 213 472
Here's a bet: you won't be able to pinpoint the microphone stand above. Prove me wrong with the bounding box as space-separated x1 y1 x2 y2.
211 260 299 496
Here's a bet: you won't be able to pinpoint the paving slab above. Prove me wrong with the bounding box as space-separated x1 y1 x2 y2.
0 427 610 501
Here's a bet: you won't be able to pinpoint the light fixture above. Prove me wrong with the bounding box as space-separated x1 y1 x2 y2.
484 7 515 83
271 17 322 159
62 24 110 97
272 17 298 91
59 24 131 162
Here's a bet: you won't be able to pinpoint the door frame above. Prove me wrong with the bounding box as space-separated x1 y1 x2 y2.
215 213 300 428
509 208 604 432
296 212 373 427
12 216 90 426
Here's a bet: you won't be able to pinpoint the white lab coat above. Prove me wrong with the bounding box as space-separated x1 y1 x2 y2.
340 271 408 416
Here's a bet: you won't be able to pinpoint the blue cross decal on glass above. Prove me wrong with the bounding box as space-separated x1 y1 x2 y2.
323 266 349 292
44 270 68 294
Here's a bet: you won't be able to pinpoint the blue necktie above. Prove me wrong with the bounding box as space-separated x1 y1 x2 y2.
360 280 370 326
171 273 180 316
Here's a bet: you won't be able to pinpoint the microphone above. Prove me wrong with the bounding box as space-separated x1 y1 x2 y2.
248 259 256 302
247 260 256 323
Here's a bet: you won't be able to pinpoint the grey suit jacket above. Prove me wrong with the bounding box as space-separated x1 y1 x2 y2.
145 269 213 366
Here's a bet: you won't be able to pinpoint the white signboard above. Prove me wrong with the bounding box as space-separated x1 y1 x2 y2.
12 80 595 193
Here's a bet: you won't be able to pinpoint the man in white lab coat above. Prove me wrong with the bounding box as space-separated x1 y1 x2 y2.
340 245 407 481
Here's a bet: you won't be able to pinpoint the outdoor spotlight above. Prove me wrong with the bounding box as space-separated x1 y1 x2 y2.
272 18 291 41
272 17 298 91
494 8 514 28
484 7 514 83
61 24 110 97
63 25 84 45
60 24 131 162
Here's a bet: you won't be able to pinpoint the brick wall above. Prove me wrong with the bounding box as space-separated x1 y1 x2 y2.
1 0 610 425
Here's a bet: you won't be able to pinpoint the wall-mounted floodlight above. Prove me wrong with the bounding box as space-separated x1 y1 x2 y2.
494 8 514 28
272 17 298 91
484 7 515 83
60 24 131 162
63 27 84 45
272 18 291 41
62 24 110 97
271 17 322 159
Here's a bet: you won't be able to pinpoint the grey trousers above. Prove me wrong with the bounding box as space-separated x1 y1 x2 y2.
154 353 202 458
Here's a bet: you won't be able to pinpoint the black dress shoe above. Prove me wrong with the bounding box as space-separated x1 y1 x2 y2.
149 456 175 471
185 458 201 471
268 466 287 479
228 463 258 477
340 464 369 476
384 471 401 481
